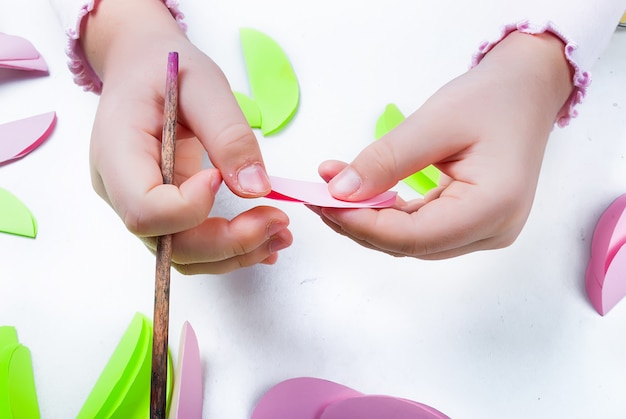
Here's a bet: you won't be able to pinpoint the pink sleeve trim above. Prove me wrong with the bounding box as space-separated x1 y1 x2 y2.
64 0 186 94
471 20 590 128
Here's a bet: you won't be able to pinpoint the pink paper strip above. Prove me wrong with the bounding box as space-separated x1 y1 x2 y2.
267 176 397 208
169 322 203 419
0 112 56 166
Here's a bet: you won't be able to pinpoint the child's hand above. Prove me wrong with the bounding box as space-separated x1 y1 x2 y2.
316 31 573 259
82 0 292 274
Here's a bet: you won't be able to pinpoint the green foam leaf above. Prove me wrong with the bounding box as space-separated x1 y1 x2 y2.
77 313 173 419
0 328 40 419
375 104 440 195
0 327 18 353
0 188 37 238
239 27 299 135
233 91 262 128
7 346 40 418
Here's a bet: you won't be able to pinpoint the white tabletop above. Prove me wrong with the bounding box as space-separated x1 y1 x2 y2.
2 1 626 418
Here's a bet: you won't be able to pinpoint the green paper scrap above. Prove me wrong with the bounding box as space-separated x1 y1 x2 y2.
0 188 37 238
0 327 18 353
375 104 440 196
0 327 41 419
239 27 299 135
77 313 173 419
233 91 262 128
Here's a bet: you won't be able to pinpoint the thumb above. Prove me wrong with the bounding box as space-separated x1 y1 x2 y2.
325 106 459 201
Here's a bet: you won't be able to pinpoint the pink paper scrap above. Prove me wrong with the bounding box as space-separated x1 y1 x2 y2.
0 112 56 166
266 176 397 208
0 33 48 72
251 377 449 419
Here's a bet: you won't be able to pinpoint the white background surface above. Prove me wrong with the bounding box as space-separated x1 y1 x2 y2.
1 1 626 418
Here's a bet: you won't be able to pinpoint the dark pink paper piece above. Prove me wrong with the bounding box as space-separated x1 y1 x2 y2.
251 377 449 419
267 176 397 208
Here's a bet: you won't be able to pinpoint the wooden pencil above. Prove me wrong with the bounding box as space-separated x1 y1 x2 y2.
151 51 179 419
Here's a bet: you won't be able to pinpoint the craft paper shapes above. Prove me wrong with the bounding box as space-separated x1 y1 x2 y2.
236 28 299 135
0 326 40 419
77 313 173 419
168 322 202 419
585 194 626 315
266 176 397 208
0 112 56 166
234 91 262 129
251 377 449 419
0 33 48 72
375 104 440 195
0 188 37 238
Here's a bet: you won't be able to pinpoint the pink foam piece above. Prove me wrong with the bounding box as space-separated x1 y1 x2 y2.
169 322 203 419
320 395 450 419
0 33 48 72
267 176 397 208
0 111 56 166
251 377 362 419
585 193 626 315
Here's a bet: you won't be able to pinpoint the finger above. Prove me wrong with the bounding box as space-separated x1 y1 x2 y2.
172 227 292 275
94 126 223 236
325 96 471 201
177 55 271 198
143 206 291 263
141 206 292 274
320 179 522 258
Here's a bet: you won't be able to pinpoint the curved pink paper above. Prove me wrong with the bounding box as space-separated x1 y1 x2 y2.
169 321 203 419
0 111 56 166
267 176 397 208
320 395 450 419
0 33 48 72
251 377 362 419
252 377 449 419
586 193 626 315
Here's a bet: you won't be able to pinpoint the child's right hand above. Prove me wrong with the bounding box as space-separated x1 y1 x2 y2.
81 0 292 274
315 31 574 259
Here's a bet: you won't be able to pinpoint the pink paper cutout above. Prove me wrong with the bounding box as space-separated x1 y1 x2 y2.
585 193 626 315
0 112 56 166
0 33 48 72
169 322 203 419
267 176 397 208
320 395 450 419
251 377 362 419
251 377 450 419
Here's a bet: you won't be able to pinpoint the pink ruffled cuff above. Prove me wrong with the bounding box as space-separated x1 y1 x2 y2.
64 0 186 94
471 20 590 128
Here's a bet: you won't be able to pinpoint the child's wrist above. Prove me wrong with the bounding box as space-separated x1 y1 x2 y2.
479 31 574 124
81 0 183 80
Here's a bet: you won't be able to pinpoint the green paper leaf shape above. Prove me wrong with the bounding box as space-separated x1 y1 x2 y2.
77 313 173 419
375 104 440 195
0 327 41 419
239 28 299 135
0 327 18 353
233 91 262 128
0 188 37 238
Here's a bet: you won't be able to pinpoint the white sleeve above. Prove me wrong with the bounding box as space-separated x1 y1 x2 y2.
471 0 626 126
47 0 186 93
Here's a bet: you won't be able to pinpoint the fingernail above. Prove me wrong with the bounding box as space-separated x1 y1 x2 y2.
210 171 223 195
237 163 270 194
269 231 292 253
267 221 287 238
330 167 361 197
